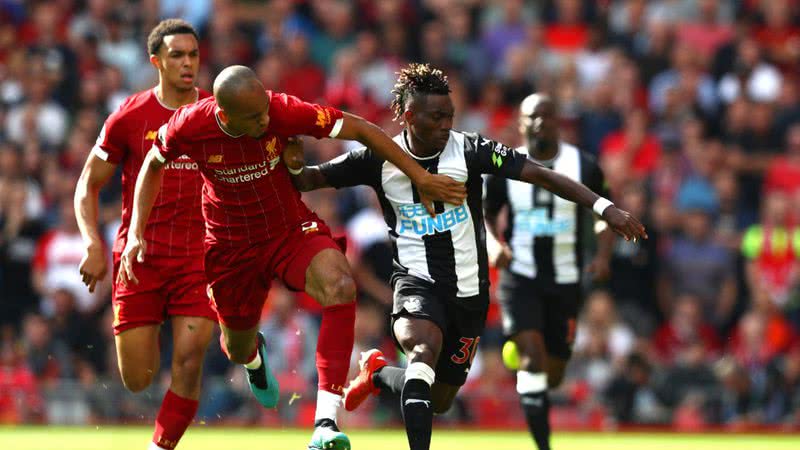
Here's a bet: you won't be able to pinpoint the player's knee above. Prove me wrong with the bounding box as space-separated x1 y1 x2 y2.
547 366 566 388
172 351 205 382
120 369 155 393
321 273 356 306
406 343 438 367
518 352 545 373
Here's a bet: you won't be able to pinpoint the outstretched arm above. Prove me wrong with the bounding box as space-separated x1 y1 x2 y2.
118 149 165 286
515 160 647 241
335 113 465 213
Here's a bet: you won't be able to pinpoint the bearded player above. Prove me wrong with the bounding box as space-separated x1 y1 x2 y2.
119 65 466 449
74 20 214 450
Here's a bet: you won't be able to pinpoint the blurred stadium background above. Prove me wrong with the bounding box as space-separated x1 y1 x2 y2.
1 0 800 445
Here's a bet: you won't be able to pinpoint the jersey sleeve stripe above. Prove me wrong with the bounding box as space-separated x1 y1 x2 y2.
329 117 343 138
91 145 110 161
151 146 167 163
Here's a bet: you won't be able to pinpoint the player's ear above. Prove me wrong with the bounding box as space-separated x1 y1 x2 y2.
149 54 162 71
217 108 229 124
403 110 414 126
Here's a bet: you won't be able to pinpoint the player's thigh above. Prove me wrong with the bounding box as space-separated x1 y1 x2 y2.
205 244 270 332
497 271 545 340
390 276 446 365
274 222 351 306
115 324 161 391
430 381 461 415
304 247 354 307
434 300 487 388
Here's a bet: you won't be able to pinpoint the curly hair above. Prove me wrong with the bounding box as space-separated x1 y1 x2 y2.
390 63 450 121
147 19 198 55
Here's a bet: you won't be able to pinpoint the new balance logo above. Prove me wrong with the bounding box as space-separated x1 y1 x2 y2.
208 154 223 163
404 399 431 408
302 221 319 234
145 130 158 140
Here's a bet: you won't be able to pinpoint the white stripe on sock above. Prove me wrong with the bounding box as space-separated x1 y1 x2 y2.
516 371 547 394
405 362 435 386
314 390 342 424
244 351 262 370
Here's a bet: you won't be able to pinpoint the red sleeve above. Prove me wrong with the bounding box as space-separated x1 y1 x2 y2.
153 108 189 164
92 105 129 164
268 92 344 139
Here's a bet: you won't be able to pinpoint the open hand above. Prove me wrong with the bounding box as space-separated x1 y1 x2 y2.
603 207 648 242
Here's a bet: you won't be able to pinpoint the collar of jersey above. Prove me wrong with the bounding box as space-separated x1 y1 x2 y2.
152 87 198 111
524 141 562 167
400 129 444 160
214 108 245 138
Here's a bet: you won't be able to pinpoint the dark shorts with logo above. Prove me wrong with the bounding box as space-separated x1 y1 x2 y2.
391 274 488 387
497 270 582 360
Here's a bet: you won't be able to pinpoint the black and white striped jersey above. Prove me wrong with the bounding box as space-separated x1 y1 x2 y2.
319 129 526 308
485 142 607 284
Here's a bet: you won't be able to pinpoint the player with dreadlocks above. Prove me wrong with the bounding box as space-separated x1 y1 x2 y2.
283 63 646 450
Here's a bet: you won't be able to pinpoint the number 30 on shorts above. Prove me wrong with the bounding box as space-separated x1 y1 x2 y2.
451 337 481 365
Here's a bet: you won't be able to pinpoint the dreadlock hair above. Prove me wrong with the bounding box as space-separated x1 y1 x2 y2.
390 63 450 122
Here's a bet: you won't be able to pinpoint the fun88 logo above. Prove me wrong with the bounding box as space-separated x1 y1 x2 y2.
398 204 470 236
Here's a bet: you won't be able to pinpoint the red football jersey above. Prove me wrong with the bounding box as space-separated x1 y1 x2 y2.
92 88 210 257
154 91 343 246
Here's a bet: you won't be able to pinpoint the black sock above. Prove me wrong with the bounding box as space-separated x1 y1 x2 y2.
373 366 405 394
314 418 339 432
521 391 551 450
401 378 433 450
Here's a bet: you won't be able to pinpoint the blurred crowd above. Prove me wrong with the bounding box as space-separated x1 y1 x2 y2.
2 0 800 431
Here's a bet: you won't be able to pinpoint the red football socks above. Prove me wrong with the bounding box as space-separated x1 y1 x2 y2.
316 302 356 394
152 389 198 450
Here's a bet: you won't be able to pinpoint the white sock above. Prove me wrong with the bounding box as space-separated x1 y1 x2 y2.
148 442 169 450
516 371 547 394
314 390 343 424
244 351 262 370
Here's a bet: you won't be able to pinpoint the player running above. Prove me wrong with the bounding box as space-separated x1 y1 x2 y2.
74 20 214 450
119 65 465 450
282 64 646 450
485 93 614 450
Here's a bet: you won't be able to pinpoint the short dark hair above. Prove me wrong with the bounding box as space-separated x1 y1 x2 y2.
390 63 450 121
147 19 198 55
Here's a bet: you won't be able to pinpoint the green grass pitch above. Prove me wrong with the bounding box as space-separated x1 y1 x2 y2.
1 426 798 450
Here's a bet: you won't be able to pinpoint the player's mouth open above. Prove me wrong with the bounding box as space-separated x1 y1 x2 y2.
181 74 194 82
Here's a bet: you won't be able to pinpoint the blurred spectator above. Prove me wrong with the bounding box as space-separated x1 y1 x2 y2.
0 326 42 424
5 73 67 148
20 313 73 382
742 191 800 307
764 123 800 196
259 286 318 395
573 290 635 364
604 353 670 424
718 37 782 105
660 178 737 329
649 42 718 118
600 109 662 191
653 294 721 364
32 200 102 314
